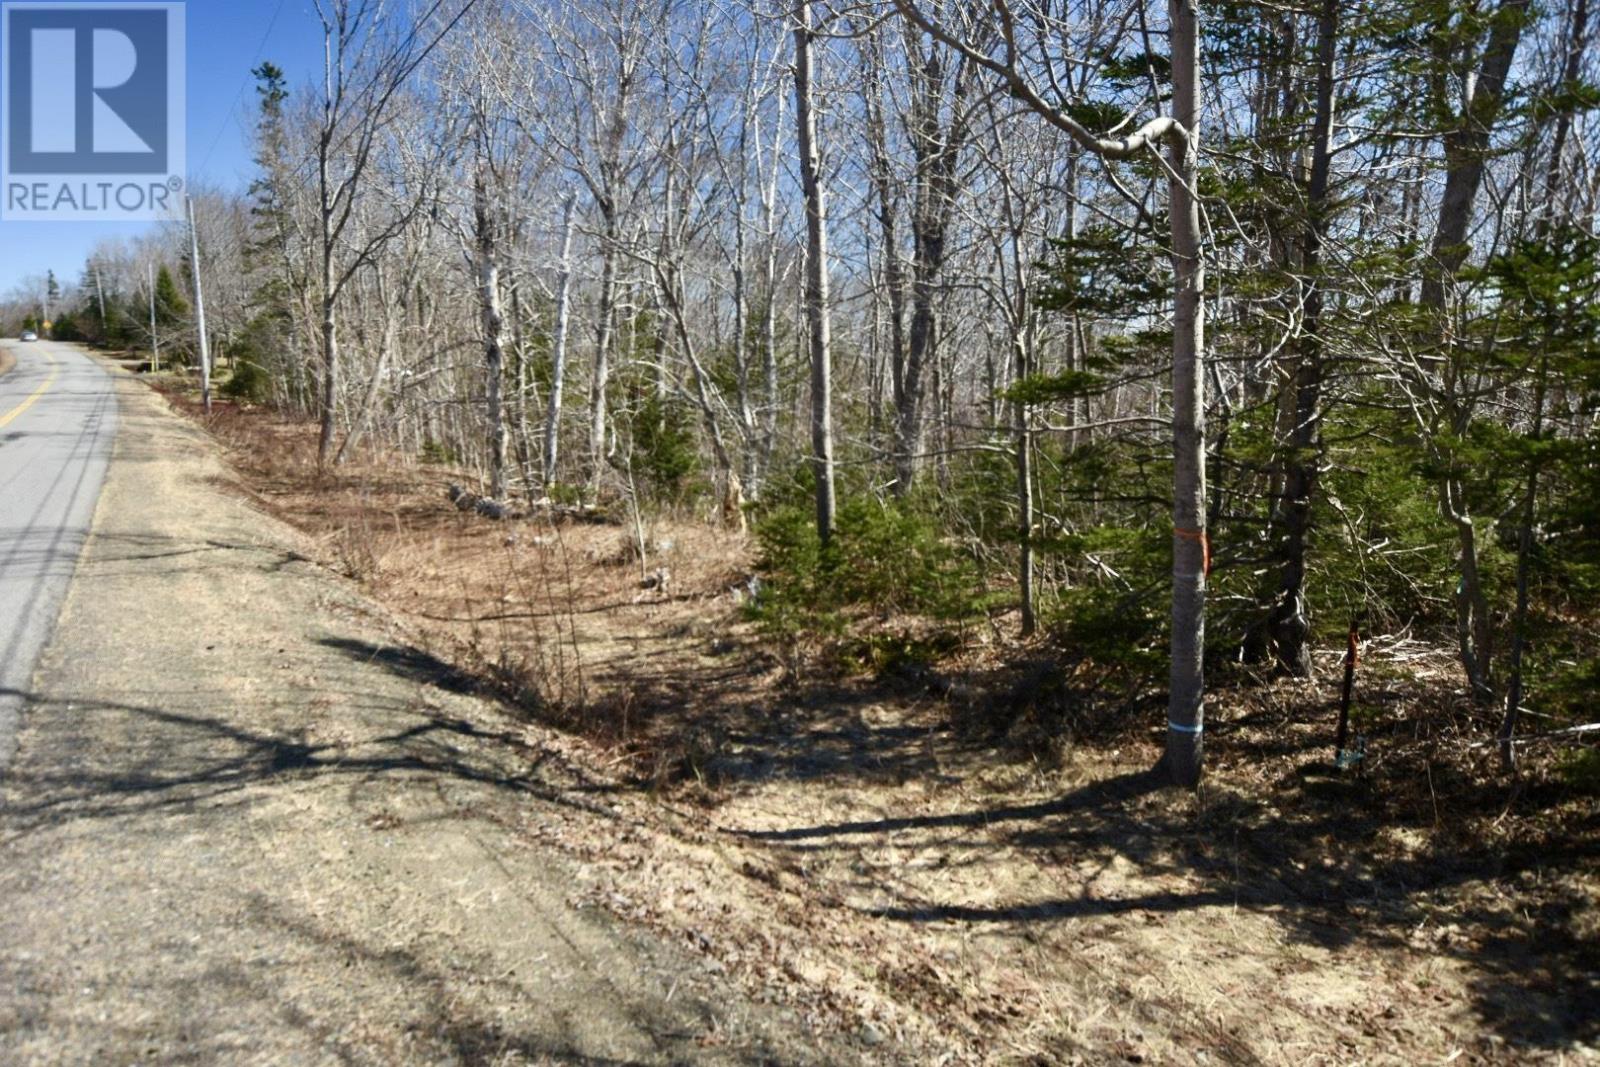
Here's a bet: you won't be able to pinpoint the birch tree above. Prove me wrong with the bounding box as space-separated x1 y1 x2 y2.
310 0 480 466
893 0 1210 786
794 0 837 547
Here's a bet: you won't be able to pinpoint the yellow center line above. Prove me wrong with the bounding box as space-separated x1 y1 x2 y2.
0 349 61 429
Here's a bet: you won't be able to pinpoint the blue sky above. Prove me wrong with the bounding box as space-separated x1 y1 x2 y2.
0 1 326 292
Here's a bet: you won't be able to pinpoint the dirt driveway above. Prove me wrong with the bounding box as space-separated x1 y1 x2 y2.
0 359 852 1065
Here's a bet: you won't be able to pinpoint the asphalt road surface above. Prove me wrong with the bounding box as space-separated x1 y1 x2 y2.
0 340 116 774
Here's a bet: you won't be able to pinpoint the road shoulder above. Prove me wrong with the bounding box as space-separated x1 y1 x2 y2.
0 355 843 1064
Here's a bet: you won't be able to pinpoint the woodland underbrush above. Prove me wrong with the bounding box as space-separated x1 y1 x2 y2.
154 373 1600 1063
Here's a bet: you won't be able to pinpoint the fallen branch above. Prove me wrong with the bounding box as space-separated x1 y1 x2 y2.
1468 722 1600 749
418 590 713 623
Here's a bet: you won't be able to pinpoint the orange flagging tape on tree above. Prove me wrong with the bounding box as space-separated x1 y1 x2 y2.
1175 526 1210 577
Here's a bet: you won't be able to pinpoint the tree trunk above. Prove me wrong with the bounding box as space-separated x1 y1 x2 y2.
758 97 785 487
587 210 620 501
655 263 741 527
508 267 540 494
1499 0 1585 768
476 172 509 501
1416 0 1527 700
1268 0 1338 677
319 301 338 463
862 26 908 461
544 190 577 490
894 243 938 495
1161 0 1208 789
1445 481 1496 701
729 144 762 502
794 0 836 548
334 266 395 465
890 34 968 498
1015 326 1035 637
1499 353 1548 771
1420 0 1530 308
186 197 213 417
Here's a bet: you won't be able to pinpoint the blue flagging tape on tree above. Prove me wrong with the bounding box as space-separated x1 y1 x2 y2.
1335 735 1368 770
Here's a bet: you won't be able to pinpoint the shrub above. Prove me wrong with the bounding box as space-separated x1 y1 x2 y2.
1558 748 1600 794
420 439 457 466
222 358 272 403
751 493 985 641
51 312 84 342
629 393 700 501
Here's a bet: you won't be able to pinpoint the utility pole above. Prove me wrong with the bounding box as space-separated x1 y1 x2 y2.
148 262 160 373
186 196 212 414
92 261 107 336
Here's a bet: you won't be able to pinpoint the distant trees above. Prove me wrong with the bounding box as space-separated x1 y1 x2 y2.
307 0 481 465
10 248 189 362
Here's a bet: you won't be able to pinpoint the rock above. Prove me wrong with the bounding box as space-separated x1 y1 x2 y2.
474 497 511 520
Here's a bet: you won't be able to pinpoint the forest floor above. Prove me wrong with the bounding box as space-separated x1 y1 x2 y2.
152 366 1598 1066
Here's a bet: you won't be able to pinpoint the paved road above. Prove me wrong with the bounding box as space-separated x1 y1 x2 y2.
0 341 116 774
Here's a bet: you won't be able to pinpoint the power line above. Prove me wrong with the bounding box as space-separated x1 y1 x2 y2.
193 0 291 182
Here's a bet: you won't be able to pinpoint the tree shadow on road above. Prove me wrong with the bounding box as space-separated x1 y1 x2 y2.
0 678 619 839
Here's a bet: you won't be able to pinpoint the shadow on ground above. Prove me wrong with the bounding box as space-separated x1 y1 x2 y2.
331 627 1600 1055
0 678 618 837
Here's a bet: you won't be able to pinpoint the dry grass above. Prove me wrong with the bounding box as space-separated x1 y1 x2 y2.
152 378 1600 1065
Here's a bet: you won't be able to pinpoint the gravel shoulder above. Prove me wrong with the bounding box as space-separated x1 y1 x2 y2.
0 356 845 1065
